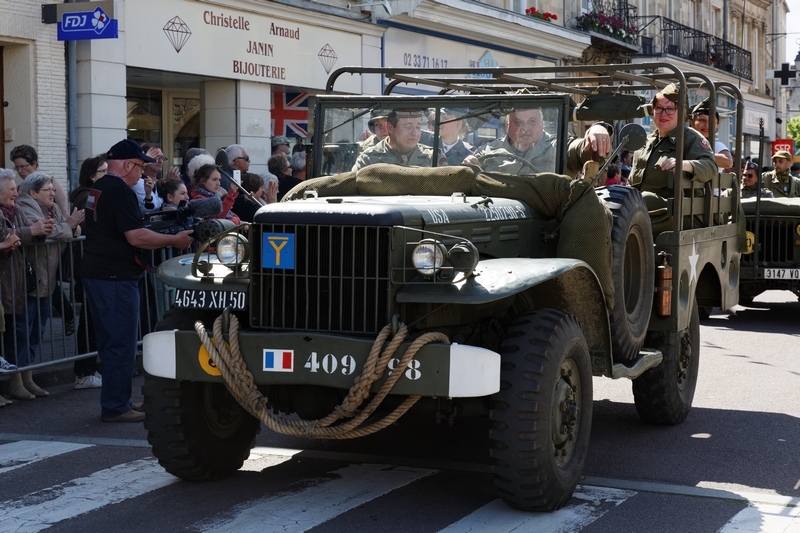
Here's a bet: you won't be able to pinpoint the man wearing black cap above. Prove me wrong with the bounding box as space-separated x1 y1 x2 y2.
741 162 773 198
82 139 194 423
689 98 733 171
763 150 800 198
358 110 390 152
352 109 433 170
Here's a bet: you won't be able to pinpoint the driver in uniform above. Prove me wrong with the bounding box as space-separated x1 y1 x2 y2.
464 108 612 177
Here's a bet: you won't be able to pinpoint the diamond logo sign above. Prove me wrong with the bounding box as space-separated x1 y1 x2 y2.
318 44 338 74
163 16 192 53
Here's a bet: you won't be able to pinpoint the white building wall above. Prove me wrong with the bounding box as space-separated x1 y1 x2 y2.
0 0 67 184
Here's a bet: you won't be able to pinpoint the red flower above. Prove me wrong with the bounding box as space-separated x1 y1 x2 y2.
551 13 558 20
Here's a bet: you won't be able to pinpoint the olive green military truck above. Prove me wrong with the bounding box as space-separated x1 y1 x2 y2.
740 197 800 304
141 63 743 512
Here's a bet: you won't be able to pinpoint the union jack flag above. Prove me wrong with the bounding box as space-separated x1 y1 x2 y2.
271 91 308 138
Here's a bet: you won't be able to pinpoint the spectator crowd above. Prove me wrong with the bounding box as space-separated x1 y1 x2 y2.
0 137 306 418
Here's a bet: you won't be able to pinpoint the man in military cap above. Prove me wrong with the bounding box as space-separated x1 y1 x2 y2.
628 83 717 232
352 109 433 171
465 107 612 177
763 150 800 197
359 110 390 152
689 97 733 171
740 161 773 199
271 135 291 157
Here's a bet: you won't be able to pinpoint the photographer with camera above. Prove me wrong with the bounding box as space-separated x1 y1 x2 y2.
82 139 194 423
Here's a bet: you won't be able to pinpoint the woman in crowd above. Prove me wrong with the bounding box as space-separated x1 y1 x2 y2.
1 172 57 400
11 144 69 215
180 148 211 196
69 157 107 390
232 172 278 223
0 172 22 407
13 173 83 399
158 178 190 207
186 152 215 191
191 164 240 224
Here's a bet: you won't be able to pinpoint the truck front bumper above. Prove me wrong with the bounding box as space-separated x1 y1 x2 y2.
143 330 500 398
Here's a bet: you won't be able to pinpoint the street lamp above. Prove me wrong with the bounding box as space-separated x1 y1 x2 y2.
795 47 800 72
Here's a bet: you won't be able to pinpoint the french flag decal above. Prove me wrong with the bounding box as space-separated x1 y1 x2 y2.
263 349 294 372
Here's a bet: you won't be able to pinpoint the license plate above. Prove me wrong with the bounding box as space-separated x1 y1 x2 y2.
174 289 247 310
764 269 800 280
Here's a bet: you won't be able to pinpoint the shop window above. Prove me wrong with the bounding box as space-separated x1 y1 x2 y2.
127 87 162 145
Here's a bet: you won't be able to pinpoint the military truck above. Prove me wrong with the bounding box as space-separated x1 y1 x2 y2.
740 197 800 304
141 63 743 512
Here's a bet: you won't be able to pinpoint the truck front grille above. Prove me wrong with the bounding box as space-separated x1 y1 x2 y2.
251 224 393 334
742 219 796 266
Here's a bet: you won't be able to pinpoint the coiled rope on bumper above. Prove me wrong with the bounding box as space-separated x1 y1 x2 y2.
194 314 449 439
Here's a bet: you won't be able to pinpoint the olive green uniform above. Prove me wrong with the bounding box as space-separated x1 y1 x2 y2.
629 125 717 231
763 169 800 198
358 134 380 152
352 138 433 171
474 133 598 178
741 186 773 199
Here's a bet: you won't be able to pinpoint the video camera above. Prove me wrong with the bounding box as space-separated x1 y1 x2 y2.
142 195 224 236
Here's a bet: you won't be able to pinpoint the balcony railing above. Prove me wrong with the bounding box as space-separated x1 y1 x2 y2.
637 16 752 80
574 0 640 46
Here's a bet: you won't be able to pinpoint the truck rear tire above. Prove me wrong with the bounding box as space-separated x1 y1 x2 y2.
632 299 700 425
597 185 655 362
143 375 260 481
489 309 593 511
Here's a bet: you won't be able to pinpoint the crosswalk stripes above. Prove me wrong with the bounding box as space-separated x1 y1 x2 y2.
718 502 800 532
0 441 92 475
0 458 178 533
438 486 636 533
193 463 435 532
0 438 798 533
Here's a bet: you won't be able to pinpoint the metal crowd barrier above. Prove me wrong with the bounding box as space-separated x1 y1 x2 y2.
0 236 180 372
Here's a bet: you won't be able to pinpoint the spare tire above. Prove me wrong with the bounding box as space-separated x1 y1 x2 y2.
596 185 654 362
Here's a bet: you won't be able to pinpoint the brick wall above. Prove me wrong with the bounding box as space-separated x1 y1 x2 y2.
1 0 68 189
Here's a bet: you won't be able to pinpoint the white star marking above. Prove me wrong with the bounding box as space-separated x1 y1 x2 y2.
688 239 699 285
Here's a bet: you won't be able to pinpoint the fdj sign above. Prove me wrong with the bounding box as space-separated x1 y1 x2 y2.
57 7 118 41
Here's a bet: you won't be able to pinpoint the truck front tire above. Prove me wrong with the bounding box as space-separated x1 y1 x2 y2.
489 309 593 511
143 375 260 481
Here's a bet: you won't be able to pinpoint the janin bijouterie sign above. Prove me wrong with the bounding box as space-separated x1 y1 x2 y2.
126 0 360 92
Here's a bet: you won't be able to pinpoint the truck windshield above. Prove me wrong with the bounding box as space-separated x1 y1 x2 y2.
315 101 563 177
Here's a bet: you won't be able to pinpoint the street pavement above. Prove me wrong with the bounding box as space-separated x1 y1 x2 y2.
0 291 798 532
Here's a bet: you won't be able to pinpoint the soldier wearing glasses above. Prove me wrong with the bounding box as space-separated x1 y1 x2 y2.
741 162 773 199
629 84 716 232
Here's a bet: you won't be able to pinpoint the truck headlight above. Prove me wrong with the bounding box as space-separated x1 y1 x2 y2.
217 234 248 267
412 239 448 276
449 241 479 274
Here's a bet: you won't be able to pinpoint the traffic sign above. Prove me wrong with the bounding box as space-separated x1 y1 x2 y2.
56 6 118 41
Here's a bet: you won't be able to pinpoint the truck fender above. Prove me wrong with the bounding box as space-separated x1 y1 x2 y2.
397 258 612 372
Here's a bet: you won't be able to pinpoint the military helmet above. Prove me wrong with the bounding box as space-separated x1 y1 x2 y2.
367 109 390 133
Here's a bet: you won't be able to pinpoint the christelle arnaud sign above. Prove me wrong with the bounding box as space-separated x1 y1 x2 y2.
48 1 118 41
